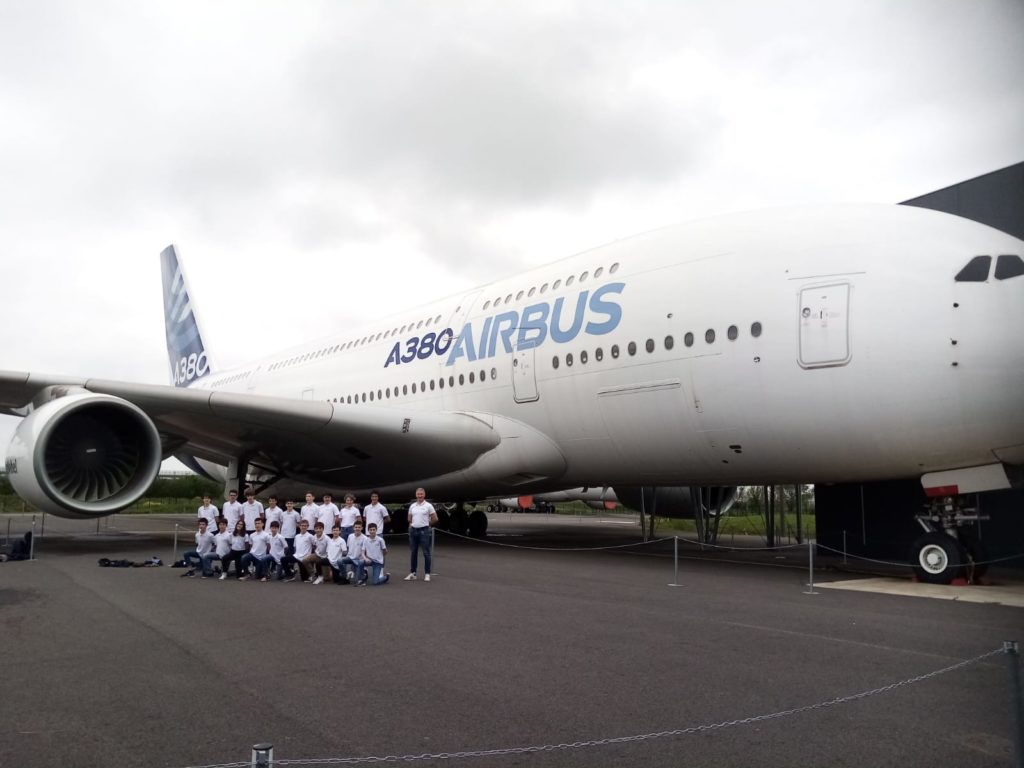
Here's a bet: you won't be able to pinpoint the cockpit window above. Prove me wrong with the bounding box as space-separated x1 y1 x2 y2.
995 255 1024 280
954 255 991 282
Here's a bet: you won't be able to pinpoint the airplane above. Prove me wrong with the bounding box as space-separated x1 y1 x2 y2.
2 203 1023 584
488 486 737 517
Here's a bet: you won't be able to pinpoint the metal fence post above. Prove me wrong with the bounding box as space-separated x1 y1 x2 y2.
431 526 437 575
1006 641 1023 768
29 516 36 560
251 742 274 767
804 538 818 594
173 523 180 564
668 536 682 587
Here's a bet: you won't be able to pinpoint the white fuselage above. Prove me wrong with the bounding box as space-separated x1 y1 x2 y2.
189 205 1024 500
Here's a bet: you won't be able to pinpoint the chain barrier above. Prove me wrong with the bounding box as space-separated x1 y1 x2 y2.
435 528 675 551
815 542 1024 569
181 646 1008 768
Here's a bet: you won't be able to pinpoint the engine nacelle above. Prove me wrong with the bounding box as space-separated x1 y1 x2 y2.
616 486 738 518
5 393 163 519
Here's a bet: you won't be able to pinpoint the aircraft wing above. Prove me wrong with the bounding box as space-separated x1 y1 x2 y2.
0 370 505 488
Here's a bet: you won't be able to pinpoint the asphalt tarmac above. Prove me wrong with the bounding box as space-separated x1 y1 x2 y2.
0 513 1021 768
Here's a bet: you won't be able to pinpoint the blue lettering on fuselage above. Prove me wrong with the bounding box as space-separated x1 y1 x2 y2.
383 282 625 368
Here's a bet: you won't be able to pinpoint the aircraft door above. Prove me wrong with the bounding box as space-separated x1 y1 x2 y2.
512 345 539 403
798 283 851 368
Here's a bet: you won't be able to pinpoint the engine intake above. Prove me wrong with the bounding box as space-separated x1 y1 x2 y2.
6 393 163 518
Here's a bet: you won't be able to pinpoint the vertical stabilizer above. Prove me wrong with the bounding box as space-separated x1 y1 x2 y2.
160 245 214 387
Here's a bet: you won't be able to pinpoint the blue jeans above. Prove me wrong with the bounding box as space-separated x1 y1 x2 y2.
339 556 362 583
241 553 273 578
409 526 431 575
368 561 389 584
183 549 215 576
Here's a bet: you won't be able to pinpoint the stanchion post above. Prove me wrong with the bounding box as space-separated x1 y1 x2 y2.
803 538 818 595
251 742 274 767
431 526 437 575
668 535 682 587
1006 641 1023 768
30 515 36 560
173 523 180 564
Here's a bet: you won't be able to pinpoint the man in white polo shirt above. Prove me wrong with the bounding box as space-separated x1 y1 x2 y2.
196 495 219 529
318 494 340 534
221 490 243 531
404 487 438 582
241 490 264 534
363 491 390 537
300 492 320 532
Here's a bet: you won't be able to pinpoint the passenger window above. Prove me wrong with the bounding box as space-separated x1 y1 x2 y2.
594 267 604 278
996 255 1024 280
665 335 674 350
727 325 738 341
646 338 655 353
553 356 559 369
553 279 562 290
430 380 435 391
528 287 536 297
403 385 408 395
628 341 637 356
566 276 575 287
459 374 465 386
540 283 548 293
705 329 716 344
955 256 991 282
412 383 417 394
469 372 475 383
580 350 588 364
580 271 589 282
595 347 604 361
566 353 574 367
609 262 619 274
611 345 619 358
751 322 762 338
505 294 512 304
491 368 497 380
449 376 455 387
516 290 524 301
479 370 485 382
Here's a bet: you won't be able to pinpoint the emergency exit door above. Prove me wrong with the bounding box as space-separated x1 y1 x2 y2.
798 283 851 368
512 346 539 403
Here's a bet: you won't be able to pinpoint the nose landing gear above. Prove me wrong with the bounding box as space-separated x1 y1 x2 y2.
910 496 988 584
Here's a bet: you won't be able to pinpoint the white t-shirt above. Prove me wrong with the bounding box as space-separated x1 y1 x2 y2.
346 532 367 561
293 531 315 559
242 500 264 529
326 536 348 565
280 510 300 538
318 503 339 531
264 505 282 527
213 530 232 557
363 502 389 534
409 500 436 529
249 530 270 557
222 501 243 529
339 505 361 527
197 504 219 526
363 535 387 564
194 529 216 555
267 533 288 562
229 533 248 552
313 533 330 558
301 503 320 530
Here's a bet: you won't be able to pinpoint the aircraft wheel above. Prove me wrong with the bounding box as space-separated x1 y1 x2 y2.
962 536 990 579
435 507 451 532
449 507 468 537
910 532 965 584
468 509 488 538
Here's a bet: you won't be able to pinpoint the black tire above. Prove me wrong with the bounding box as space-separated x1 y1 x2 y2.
468 509 488 538
435 507 451 532
910 532 965 584
449 508 468 537
962 536 990 579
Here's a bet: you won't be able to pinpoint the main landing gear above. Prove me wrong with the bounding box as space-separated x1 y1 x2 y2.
910 496 989 584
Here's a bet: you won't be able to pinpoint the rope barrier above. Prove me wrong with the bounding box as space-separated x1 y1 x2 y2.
815 542 1024 569
435 528 675 551
180 646 1008 768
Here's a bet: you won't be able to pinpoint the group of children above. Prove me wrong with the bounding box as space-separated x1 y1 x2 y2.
182 492 391 585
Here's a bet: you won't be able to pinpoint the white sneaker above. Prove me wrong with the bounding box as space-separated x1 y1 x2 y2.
424 574 431 582
404 573 417 581
219 573 227 581
313 576 323 585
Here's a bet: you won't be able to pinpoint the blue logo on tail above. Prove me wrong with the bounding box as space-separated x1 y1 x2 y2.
160 245 212 387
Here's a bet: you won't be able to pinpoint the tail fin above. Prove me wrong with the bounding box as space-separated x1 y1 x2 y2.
160 244 214 387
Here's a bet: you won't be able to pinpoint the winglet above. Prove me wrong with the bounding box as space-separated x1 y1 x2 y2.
160 245 214 387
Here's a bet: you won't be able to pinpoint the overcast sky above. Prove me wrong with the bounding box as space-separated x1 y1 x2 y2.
2 0 1022 466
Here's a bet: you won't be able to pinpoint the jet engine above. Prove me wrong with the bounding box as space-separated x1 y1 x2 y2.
5 393 163 518
616 485 738 518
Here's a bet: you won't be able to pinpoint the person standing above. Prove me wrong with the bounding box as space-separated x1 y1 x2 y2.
300 493 320 532
241 490 265 534
318 494 340 535
222 490 243 531
338 494 361 541
405 487 438 582
363 491 390 537
196 495 219 529
264 496 283 530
